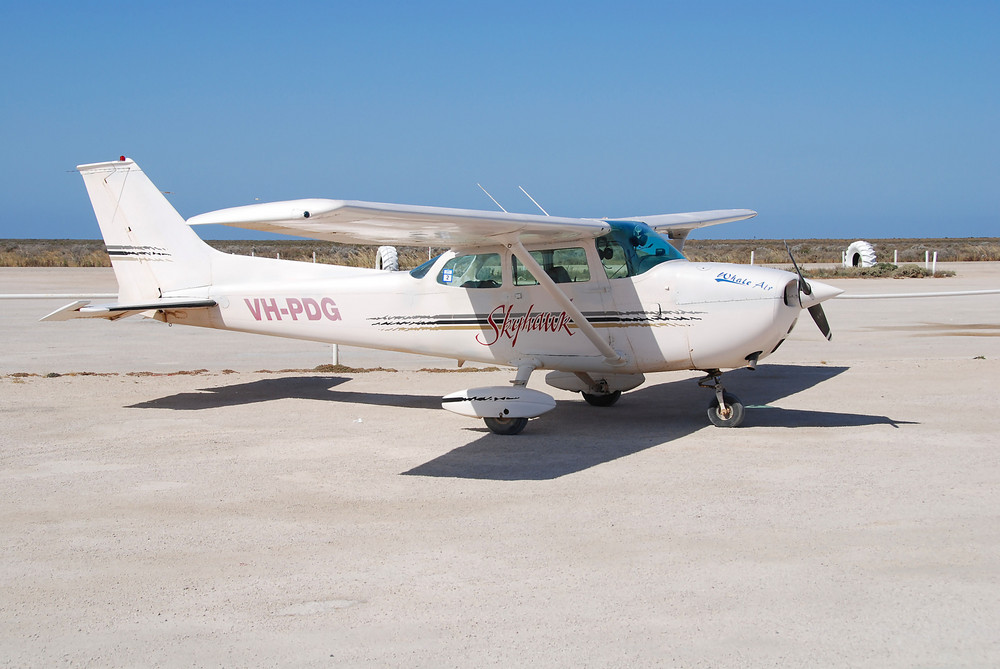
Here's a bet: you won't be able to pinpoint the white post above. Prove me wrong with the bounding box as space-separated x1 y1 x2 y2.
332 344 339 366
924 250 929 269
277 252 280 260
842 250 847 266
750 250 755 265
932 251 938 276
313 251 316 263
894 249 898 265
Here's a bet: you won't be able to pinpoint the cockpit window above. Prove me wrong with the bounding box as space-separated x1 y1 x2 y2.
595 221 685 279
436 252 502 288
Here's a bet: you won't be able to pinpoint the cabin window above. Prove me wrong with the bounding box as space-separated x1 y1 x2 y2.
596 221 685 278
513 247 590 286
436 252 502 288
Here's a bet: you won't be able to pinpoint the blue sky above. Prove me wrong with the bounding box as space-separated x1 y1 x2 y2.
1 1 997 240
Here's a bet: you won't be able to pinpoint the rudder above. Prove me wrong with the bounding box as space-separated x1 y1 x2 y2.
78 158 214 302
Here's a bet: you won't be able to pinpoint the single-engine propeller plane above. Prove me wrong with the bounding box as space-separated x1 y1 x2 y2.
44 158 842 434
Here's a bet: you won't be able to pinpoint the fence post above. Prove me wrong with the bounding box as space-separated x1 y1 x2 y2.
750 250 754 265
932 251 937 276
894 249 898 265
924 251 929 269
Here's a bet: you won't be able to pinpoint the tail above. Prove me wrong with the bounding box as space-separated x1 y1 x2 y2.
78 158 215 302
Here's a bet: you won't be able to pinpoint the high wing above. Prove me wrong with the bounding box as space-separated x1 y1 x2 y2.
188 199 611 247
188 198 756 249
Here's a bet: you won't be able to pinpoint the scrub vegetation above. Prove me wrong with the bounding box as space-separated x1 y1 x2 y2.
682 238 1000 265
802 263 955 279
1 238 998 270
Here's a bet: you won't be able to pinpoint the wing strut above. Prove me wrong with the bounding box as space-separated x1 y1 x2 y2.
509 241 625 366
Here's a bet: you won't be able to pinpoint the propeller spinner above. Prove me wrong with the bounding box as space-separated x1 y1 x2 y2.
784 241 838 341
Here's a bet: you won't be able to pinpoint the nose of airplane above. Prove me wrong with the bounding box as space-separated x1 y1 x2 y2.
799 278 843 308
792 278 842 341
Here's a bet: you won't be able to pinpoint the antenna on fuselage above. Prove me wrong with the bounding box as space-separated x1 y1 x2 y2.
518 186 550 216
476 183 508 213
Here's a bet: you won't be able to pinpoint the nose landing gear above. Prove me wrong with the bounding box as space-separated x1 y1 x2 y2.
698 370 746 428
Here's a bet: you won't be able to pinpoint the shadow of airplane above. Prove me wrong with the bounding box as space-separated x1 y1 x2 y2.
403 364 916 480
127 376 442 411
126 364 915 481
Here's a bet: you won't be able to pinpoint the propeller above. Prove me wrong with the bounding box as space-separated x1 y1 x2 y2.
784 241 833 341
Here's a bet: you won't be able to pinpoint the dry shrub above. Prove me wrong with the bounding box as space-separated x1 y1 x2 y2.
684 238 1000 264
802 263 955 279
3 237 999 268
205 241 440 270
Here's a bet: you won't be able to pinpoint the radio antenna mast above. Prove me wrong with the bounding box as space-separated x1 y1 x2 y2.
476 183 507 213
518 186 549 216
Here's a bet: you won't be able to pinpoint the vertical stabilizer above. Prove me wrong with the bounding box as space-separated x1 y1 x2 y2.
77 158 214 302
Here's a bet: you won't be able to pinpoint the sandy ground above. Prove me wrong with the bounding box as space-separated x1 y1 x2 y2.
1 265 999 666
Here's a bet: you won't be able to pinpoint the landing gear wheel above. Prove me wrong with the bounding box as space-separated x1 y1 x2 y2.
484 416 529 435
707 392 745 428
582 390 622 407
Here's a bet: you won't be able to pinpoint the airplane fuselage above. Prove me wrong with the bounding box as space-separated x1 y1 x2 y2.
172 245 804 376
56 158 842 433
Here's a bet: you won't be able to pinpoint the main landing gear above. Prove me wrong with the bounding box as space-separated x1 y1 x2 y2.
578 375 623 407
699 370 745 428
582 390 622 407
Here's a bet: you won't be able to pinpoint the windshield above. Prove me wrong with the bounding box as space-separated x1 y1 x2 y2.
409 254 443 279
595 220 685 279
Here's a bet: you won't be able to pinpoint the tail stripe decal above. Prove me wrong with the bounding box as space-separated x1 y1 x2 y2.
106 245 172 260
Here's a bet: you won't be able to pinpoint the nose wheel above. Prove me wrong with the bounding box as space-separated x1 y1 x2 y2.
699 371 746 428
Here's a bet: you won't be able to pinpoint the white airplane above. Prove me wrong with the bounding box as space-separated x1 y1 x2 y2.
43 157 842 435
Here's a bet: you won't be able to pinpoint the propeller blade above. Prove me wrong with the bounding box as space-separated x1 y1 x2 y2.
808 304 833 341
785 241 834 340
783 241 812 307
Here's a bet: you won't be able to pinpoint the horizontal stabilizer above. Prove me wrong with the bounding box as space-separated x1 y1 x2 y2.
41 298 217 322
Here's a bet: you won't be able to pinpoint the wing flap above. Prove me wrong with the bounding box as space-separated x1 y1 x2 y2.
187 199 610 247
41 298 217 322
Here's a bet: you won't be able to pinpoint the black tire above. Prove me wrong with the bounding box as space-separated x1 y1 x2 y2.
707 392 745 428
582 390 622 407
484 416 529 435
